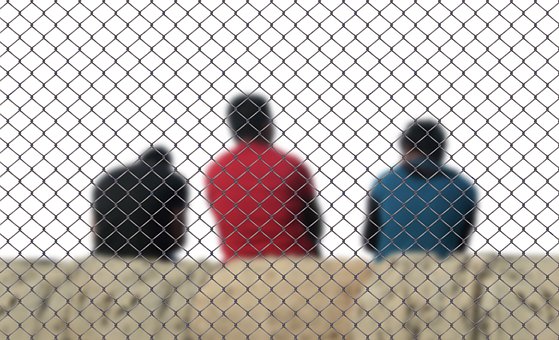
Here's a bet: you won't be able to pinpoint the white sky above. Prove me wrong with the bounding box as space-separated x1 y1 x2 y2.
1 0 559 260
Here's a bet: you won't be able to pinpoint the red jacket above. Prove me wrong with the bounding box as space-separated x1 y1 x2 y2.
206 141 316 261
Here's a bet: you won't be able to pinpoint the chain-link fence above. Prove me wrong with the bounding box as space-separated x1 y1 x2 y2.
1 1 559 338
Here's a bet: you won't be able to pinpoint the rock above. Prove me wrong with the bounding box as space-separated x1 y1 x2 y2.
188 256 370 339
0 257 217 340
477 255 559 340
3 254 559 339
352 252 486 340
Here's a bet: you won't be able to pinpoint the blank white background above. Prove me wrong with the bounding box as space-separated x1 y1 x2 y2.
1 0 558 260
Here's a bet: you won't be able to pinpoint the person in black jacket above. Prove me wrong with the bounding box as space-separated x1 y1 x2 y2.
92 146 188 260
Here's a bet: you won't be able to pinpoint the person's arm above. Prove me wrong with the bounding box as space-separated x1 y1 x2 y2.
456 201 477 252
168 183 188 250
294 161 323 256
363 193 381 255
456 185 478 252
90 170 122 249
169 206 187 248
300 194 322 255
456 210 476 252
91 183 103 249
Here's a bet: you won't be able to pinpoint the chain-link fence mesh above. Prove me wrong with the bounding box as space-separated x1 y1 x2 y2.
1 1 559 339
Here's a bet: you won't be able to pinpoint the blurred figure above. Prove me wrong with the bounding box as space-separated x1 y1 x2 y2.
92 146 187 260
206 93 322 261
363 119 478 259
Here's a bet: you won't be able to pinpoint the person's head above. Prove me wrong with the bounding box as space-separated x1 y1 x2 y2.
227 93 273 142
140 145 173 166
400 119 447 162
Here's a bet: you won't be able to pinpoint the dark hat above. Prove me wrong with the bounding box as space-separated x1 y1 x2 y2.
141 146 172 164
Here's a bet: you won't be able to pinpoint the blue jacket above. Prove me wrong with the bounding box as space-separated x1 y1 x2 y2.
363 158 478 259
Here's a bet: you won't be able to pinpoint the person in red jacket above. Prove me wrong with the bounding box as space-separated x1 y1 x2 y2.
205 93 322 261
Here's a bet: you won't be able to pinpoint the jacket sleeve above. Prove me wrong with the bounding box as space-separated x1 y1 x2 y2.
301 197 323 255
293 161 323 255
91 184 101 226
456 185 478 252
363 192 381 255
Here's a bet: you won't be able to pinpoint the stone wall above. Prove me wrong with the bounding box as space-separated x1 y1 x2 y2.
0 254 557 339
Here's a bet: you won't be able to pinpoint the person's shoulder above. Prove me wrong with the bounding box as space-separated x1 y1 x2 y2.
165 168 187 185
375 165 405 185
440 165 477 193
205 147 237 178
370 166 403 196
165 171 188 199
283 150 307 168
440 166 473 184
274 147 312 175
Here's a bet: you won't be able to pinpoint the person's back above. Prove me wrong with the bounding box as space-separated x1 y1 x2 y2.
206 93 322 261
363 120 478 259
92 146 188 260
371 160 476 257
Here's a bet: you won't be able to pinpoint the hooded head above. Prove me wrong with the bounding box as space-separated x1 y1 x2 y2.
140 146 173 166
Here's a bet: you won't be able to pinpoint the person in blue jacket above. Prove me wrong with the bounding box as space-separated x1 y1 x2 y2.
363 119 478 259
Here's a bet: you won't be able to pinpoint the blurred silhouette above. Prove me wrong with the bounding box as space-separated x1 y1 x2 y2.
92 146 187 260
363 119 478 259
206 93 322 261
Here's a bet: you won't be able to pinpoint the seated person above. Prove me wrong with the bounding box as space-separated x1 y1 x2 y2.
92 146 188 261
205 93 323 261
363 119 478 259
